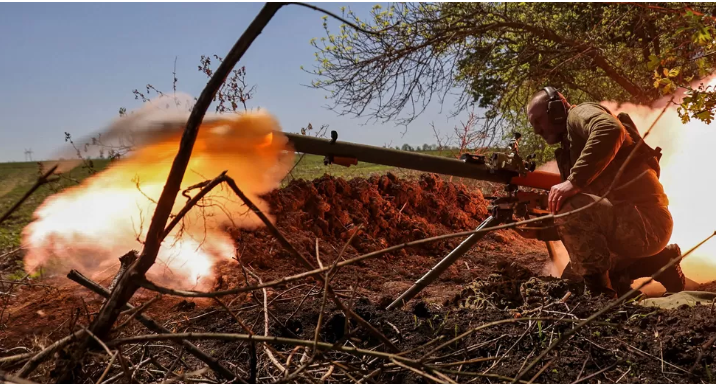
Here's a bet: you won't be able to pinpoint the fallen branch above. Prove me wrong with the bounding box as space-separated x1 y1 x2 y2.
66 269 240 383
0 352 35 367
570 362 617 384
94 351 118 384
428 367 534 384
0 370 41 384
104 332 450 363
104 317 593 366
16 329 85 378
0 165 58 225
159 367 209 384
390 358 448 384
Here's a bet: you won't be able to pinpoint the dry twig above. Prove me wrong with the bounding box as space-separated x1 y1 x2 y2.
0 370 41 384
0 165 58 225
16 329 85 378
66 270 239 383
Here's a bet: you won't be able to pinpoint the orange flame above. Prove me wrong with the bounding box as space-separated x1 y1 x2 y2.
603 77 716 284
23 97 294 289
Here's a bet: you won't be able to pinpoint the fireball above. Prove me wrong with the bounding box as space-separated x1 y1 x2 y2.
22 96 294 289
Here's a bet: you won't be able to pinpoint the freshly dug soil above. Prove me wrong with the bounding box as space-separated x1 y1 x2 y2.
2 173 715 383
217 173 549 305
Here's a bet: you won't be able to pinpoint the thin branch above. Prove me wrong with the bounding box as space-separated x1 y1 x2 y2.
94 352 118 384
391 358 448 384
162 171 228 241
161 368 210 384
105 317 599 368
288 2 382 36
428 367 533 384
0 370 41 384
0 165 58 225
16 329 85 378
66 269 241 383
0 352 35 366
570 362 617 384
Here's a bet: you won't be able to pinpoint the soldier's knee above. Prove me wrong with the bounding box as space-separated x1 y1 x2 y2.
558 194 598 214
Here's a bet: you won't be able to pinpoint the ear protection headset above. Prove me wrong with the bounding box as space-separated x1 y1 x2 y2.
543 86 568 125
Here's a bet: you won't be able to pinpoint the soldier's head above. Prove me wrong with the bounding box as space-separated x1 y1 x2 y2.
527 87 571 145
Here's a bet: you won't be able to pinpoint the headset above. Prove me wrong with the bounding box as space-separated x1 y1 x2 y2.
543 86 568 125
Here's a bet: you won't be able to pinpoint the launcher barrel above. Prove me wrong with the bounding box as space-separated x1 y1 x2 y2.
284 133 561 191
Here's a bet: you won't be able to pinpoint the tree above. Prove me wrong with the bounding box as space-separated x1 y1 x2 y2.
307 3 716 160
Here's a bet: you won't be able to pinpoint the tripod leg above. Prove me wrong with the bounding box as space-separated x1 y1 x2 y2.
386 215 500 310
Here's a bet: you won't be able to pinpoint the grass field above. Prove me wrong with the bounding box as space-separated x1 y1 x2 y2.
0 160 112 252
284 153 398 184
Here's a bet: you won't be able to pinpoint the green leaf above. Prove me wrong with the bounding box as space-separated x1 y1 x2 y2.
647 55 660 71
696 110 712 123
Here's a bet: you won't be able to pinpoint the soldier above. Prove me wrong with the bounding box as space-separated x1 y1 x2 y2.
526 87 684 298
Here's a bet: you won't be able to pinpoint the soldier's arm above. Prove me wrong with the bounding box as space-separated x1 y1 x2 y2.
567 105 626 188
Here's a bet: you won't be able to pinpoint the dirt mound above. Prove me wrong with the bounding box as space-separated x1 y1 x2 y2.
223 173 547 303
264 172 489 253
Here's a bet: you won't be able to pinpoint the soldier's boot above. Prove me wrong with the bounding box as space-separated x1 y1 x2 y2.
560 262 582 282
628 244 685 293
583 271 618 299
609 268 642 300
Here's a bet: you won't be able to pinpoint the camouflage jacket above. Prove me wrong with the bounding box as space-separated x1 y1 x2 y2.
554 102 669 206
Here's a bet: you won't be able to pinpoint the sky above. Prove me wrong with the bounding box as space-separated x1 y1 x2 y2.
0 2 472 163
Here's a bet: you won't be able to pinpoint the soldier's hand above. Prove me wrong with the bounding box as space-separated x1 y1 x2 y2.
549 180 581 213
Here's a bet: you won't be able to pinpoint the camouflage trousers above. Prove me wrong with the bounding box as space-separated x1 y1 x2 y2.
555 194 673 276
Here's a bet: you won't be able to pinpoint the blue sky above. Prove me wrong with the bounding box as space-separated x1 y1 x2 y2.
0 2 471 162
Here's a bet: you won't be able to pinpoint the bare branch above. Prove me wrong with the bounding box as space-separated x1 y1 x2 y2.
0 165 58 225
88 2 284 341
66 269 240 383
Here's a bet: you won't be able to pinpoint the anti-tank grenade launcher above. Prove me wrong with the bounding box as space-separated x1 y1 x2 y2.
284 131 562 309
285 130 560 224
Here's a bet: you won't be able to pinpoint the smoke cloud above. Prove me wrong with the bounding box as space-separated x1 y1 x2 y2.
23 94 294 289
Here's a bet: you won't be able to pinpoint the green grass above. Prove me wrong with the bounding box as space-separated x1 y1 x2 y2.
0 160 111 251
283 154 395 184
281 150 467 185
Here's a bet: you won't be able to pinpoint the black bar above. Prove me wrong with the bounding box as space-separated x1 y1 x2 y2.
284 133 515 184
